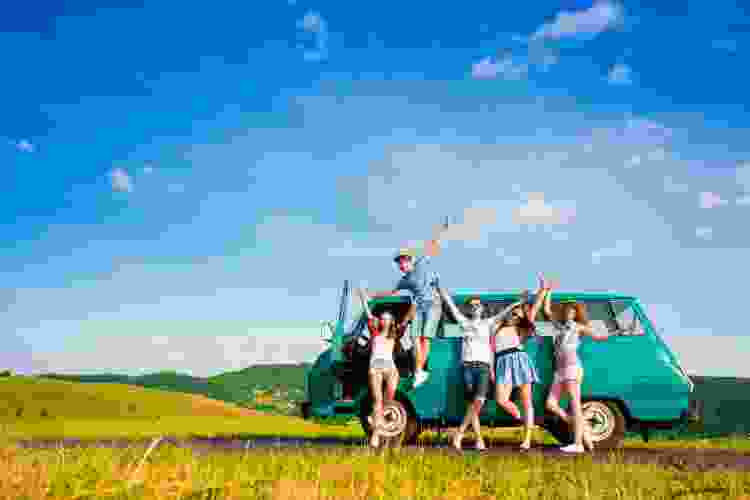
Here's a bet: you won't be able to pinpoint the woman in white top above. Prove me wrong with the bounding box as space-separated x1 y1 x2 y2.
543 285 611 453
357 288 400 448
493 274 548 450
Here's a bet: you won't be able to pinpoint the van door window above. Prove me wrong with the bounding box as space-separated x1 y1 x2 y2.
608 300 645 336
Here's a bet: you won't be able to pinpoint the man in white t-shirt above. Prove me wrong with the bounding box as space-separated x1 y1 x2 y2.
438 288 524 451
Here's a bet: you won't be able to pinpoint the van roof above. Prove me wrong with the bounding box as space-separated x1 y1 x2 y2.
373 290 636 304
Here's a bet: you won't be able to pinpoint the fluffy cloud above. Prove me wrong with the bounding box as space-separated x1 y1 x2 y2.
24 332 328 377
699 191 727 209
15 139 35 153
735 162 750 192
531 1 625 41
607 63 632 85
695 227 713 240
512 192 576 226
591 239 633 264
109 167 133 193
471 56 528 80
297 11 328 62
664 176 689 194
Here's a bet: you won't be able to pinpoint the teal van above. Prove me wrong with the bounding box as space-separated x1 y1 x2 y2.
300 281 701 449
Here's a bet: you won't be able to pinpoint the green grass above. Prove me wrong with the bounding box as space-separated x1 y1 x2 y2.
2 442 749 499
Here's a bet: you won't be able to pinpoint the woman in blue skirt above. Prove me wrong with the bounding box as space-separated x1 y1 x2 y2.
492 274 549 450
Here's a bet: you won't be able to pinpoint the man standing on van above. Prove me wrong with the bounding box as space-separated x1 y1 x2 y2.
367 234 443 389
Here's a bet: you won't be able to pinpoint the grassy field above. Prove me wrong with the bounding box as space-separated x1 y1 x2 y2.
1 441 749 500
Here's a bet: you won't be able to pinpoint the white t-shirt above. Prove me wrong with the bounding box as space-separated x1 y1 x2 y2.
458 318 494 365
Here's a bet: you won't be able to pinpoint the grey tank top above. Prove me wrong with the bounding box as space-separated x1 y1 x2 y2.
553 320 580 366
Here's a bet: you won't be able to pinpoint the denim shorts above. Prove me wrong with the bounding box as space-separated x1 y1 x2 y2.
463 361 491 402
409 299 442 341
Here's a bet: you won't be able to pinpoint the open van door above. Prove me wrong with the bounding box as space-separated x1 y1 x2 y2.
330 279 351 364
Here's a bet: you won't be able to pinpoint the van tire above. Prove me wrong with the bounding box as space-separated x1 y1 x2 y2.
582 399 626 449
359 399 418 447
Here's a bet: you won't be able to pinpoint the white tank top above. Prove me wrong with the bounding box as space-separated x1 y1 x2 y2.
370 335 396 369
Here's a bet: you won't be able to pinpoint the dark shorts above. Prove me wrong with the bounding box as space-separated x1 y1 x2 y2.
463 361 491 402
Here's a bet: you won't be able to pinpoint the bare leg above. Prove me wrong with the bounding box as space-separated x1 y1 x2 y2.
471 399 486 449
495 383 521 420
519 384 534 449
420 337 431 371
453 402 474 450
368 370 384 447
545 381 571 424
564 380 584 447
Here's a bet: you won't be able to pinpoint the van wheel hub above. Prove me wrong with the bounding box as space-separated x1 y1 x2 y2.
583 401 616 442
377 402 408 438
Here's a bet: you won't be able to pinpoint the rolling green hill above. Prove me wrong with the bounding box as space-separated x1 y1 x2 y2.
39 363 311 415
0 375 257 420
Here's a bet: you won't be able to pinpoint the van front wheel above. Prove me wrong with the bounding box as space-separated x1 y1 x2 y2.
583 400 625 449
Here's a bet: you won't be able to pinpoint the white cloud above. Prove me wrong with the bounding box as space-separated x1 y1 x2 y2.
695 227 713 240
297 11 328 62
327 240 394 258
471 56 528 80
591 239 633 264
646 148 666 162
502 255 522 266
607 63 632 85
531 1 625 41
664 176 689 194
712 39 738 53
15 139 35 153
699 191 727 209
109 167 133 193
624 117 673 143
624 154 641 168
512 192 576 226
735 162 750 192
736 195 750 206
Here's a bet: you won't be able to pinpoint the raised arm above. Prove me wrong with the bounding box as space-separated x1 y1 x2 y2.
438 287 466 323
488 297 525 326
527 274 550 323
366 289 399 300
543 286 554 320
357 288 375 320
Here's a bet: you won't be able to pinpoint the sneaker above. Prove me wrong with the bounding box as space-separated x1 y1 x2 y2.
413 371 429 388
475 439 487 451
560 444 584 454
519 442 531 451
370 433 381 448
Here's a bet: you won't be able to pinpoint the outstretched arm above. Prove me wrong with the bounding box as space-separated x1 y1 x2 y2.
579 323 610 341
438 287 466 323
488 298 525 326
357 288 375 320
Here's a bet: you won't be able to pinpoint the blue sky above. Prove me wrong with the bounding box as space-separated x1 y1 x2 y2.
4 0 750 376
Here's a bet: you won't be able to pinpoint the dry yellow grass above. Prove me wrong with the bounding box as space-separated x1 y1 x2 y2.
1 441 749 500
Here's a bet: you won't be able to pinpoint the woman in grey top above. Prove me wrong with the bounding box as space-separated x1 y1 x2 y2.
543 285 611 453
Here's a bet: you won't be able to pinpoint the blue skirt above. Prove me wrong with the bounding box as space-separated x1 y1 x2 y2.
495 350 539 387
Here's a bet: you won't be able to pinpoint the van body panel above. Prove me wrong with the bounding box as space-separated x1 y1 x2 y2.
305 289 694 431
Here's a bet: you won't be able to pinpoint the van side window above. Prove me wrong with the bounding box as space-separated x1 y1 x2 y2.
609 300 645 336
535 301 618 337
